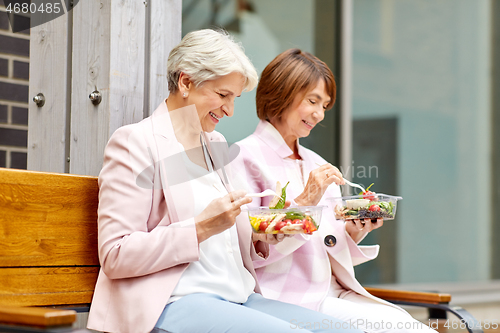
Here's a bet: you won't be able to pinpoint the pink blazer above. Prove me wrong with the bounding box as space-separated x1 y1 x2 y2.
87 102 265 333
230 120 400 311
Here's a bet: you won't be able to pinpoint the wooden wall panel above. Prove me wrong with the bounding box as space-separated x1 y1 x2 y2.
147 0 182 115
28 0 181 176
69 0 111 177
107 0 147 129
69 0 147 176
27 11 69 172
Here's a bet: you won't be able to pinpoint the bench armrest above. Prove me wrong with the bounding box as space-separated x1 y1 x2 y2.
365 287 452 304
0 305 76 328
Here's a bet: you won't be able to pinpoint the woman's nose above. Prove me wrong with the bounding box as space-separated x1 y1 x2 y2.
313 110 325 122
222 101 234 117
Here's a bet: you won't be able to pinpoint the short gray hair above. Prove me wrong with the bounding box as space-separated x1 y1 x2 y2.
167 29 258 94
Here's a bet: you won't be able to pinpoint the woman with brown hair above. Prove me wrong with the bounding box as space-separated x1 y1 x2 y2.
231 48 436 333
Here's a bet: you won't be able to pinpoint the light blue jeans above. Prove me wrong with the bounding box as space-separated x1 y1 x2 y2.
153 293 364 333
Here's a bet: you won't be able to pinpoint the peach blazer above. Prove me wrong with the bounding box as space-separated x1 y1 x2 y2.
87 102 265 333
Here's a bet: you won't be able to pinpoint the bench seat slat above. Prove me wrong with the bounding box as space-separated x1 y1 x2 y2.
0 305 76 328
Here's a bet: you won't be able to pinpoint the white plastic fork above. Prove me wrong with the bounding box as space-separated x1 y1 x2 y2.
246 189 286 205
246 189 280 198
343 179 365 193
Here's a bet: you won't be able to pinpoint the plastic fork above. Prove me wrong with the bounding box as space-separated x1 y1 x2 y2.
246 189 280 198
246 189 285 205
343 179 366 193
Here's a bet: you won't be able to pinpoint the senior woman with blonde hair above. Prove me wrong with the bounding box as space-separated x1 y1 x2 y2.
87 30 362 333
231 49 437 333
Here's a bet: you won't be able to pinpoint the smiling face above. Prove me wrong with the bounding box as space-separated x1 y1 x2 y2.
186 72 245 132
272 79 331 148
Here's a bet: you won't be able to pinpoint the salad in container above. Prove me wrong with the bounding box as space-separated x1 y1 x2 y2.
248 206 323 234
248 181 323 234
328 184 402 221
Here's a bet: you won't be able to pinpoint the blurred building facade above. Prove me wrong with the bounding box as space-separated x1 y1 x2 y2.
182 0 499 289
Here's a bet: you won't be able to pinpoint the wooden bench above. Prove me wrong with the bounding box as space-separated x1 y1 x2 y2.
0 168 484 332
0 168 98 332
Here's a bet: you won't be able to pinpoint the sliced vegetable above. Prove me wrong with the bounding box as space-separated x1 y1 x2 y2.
270 181 289 209
259 221 269 231
346 199 370 210
275 220 287 231
285 211 305 220
250 216 261 231
358 183 377 201
302 219 317 234
268 181 282 208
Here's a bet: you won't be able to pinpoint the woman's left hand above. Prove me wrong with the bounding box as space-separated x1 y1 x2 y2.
252 232 286 245
345 218 384 243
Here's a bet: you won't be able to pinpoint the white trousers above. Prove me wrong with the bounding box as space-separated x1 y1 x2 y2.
319 282 437 333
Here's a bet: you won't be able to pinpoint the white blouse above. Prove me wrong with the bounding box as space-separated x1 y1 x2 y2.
168 140 255 304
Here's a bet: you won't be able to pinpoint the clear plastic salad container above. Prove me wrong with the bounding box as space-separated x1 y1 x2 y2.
327 194 402 221
248 206 324 234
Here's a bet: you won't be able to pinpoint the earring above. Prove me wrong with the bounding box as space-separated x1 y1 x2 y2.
183 93 187 98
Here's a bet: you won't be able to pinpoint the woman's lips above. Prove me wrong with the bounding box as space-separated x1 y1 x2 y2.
302 120 313 129
209 111 220 124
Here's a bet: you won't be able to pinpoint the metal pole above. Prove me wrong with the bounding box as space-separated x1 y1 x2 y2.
340 0 353 178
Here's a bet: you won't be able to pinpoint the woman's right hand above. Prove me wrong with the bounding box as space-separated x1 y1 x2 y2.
294 163 344 206
194 190 252 243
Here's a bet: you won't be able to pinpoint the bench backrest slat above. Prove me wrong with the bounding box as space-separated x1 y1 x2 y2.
0 267 99 306
0 168 100 307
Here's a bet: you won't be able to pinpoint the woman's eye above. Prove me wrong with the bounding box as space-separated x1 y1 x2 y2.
309 99 316 105
218 93 227 98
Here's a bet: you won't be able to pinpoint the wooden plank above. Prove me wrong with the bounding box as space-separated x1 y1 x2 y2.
27 6 70 173
0 169 98 267
69 0 111 177
107 0 147 128
70 0 146 176
147 0 182 115
365 287 452 304
0 168 97 186
0 267 99 307
0 305 76 328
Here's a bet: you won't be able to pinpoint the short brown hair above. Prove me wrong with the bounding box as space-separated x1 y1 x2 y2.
256 49 336 121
